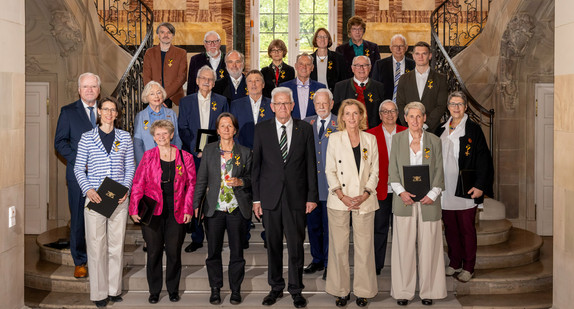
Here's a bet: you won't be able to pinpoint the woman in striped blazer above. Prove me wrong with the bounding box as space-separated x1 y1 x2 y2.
74 97 135 308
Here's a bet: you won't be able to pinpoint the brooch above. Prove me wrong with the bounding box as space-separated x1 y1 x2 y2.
211 101 217 111
405 69 410 73
367 93 373 102
235 154 241 166
325 128 332 138
143 120 149 130
114 141 120 152
331 120 336 127
168 59 173 67
310 119 316 125
219 69 225 78
465 144 471 156
362 148 368 160
259 107 265 118
328 61 333 70
427 79 434 89
280 70 286 79
176 165 183 176
364 49 370 57
245 87 249 96
424 147 430 159
310 91 315 100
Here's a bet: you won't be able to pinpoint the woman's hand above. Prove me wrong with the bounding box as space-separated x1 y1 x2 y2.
131 214 141 223
183 214 192 224
468 187 483 199
118 193 128 204
420 195 434 205
86 189 101 203
226 177 243 187
399 191 416 206
194 208 204 220
346 192 370 211
197 152 203 158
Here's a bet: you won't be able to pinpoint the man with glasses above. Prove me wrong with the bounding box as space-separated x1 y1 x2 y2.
213 50 248 104
336 15 380 77
187 31 227 95
252 87 318 308
280 53 326 119
333 55 384 128
372 34 416 102
366 99 407 275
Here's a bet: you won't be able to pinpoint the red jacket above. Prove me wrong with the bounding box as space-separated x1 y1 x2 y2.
129 146 196 224
366 124 407 200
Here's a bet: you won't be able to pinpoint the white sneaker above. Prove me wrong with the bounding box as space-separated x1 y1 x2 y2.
457 270 474 282
445 266 462 276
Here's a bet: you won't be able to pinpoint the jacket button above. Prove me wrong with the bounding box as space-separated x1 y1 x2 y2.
341 172 343 175
342 184 345 187
318 141 321 145
318 151 321 154
339 160 341 163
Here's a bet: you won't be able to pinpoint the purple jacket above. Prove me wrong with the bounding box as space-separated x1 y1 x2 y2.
129 146 196 224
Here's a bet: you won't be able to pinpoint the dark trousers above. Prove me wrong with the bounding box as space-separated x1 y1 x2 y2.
205 210 247 291
306 200 328 266
67 178 87 266
374 194 393 270
263 193 306 295
191 156 205 244
442 206 478 273
141 209 187 294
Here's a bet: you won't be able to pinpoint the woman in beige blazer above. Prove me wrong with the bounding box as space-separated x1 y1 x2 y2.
325 99 379 307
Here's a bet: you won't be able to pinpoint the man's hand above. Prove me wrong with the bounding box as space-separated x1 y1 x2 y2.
305 202 317 214
468 187 483 199
253 202 263 220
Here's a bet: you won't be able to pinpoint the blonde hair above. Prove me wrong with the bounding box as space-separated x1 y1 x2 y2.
337 99 368 131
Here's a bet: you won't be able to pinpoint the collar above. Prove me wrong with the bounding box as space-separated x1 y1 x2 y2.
230 74 243 84
272 62 283 70
349 40 363 48
353 77 369 86
318 113 332 124
275 117 293 129
197 91 211 102
296 78 310 87
82 100 97 109
249 95 262 105
208 51 221 60
416 66 430 76
393 56 405 66
149 106 164 116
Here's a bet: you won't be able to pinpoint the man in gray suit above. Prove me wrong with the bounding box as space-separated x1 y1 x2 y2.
303 88 338 280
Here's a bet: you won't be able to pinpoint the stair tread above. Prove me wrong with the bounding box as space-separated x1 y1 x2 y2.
457 289 552 308
476 228 542 257
476 219 512 234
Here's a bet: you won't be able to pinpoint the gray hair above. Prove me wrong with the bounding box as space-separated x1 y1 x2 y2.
390 34 407 47
296 52 314 64
404 101 426 116
379 99 398 112
271 86 294 103
447 91 468 105
156 22 175 35
78 72 101 88
204 31 221 41
196 65 217 81
225 50 245 66
352 55 371 66
314 88 333 102
141 81 167 103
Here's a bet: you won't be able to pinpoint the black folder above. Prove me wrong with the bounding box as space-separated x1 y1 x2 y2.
137 195 158 225
460 169 477 198
195 129 218 153
403 165 430 202
87 177 129 218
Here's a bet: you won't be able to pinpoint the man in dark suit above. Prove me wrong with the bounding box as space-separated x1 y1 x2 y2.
54 72 100 278
179 65 229 252
252 87 319 308
372 34 416 102
396 41 448 132
213 50 248 104
280 53 326 120
335 15 380 77
142 22 187 107
302 89 338 280
187 31 227 95
333 55 384 129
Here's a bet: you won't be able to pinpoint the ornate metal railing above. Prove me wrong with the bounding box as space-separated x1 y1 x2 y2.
94 0 154 133
430 0 495 150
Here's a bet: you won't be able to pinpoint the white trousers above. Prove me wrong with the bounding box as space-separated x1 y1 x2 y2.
84 198 128 301
390 202 447 300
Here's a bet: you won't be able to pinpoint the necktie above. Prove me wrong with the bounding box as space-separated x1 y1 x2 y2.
275 67 280 85
318 119 326 138
393 62 401 102
360 82 365 88
279 125 288 162
88 106 96 128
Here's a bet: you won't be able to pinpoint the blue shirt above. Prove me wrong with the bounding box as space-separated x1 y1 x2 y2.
350 40 364 57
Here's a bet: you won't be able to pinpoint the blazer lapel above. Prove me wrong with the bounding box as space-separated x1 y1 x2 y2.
75 100 92 127
420 70 434 101
285 121 299 163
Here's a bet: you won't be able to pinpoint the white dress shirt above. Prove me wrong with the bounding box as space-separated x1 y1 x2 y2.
383 125 397 193
250 96 262 124
275 117 293 154
316 114 332 135
82 100 98 120
415 67 430 100
393 57 406 75
209 53 221 72
315 55 328 86
230 75 243 93
197 92 211 129
296 78 310 118
353 76 369 86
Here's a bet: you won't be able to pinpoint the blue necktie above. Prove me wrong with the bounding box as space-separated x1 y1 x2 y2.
88 106 96 128
393 62 401 102
318 119 326 138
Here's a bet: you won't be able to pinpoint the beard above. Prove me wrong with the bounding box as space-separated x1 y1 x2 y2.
207 49 220 58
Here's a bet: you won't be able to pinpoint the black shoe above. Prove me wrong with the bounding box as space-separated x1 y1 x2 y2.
335 294 350 307
263 240 268 249
184 242 203 253
94 299 108 308
230 291 242 305
292 293 307 308
108 295 123 302
243 241 249 249
376 267 382 275
422 299 433 306
397 299 408 306
322 267 327 280
169 292 180 302
356 297 368 307
148 294 159 304
303 262 324 274
209 287 221 305
262 290 283 306
142 244 147 252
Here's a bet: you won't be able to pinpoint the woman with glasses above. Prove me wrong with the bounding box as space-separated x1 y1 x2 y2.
129 119 196 304
310 28 348 93
74 97 135 308
435 91 494 283
261 39 295 98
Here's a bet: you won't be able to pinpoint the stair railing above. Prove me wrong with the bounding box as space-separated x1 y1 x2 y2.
430 0 495 152
94 0 154 133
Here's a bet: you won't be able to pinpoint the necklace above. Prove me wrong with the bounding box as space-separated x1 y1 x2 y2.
449 119 457 131
317 55 327 62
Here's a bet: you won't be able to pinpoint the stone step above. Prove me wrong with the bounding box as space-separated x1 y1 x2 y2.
457 289 552 309
474 227 543 270
476 219 512 246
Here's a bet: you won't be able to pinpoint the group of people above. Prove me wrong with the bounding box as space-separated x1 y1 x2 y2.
54 14 493 309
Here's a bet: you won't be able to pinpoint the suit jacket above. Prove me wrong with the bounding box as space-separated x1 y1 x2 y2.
324 130 379 214
332 78 384 129
187 52 227 95
261 62 296 98
213 73 248 104
193 142 253 220
54 99 95 182
129 146 196 224
178 92 229 156
230 96 274 149
143 45 188 106
280 79 326 119
371 56 416 100
304 115 338 201
366 124 407 200
388 130 444 221
335 40 381 77
310 50 348 93
252 118 319 210
436 117 494 204
133 106 182 165
396 68 448 132
73 128 135 195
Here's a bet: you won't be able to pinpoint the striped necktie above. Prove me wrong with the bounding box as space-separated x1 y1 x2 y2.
279 125 288 162
393 62 401 102
88 106 96 128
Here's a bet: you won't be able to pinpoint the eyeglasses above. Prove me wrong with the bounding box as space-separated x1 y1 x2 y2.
204 39 221 45
270 49 283 53
350 27 364 33
352 64 370 69
391 45 406 49
380 109 398 115
272 102 292 107
316 35 329 40
198 76 215 83
448 102 465 108
100 108 117 113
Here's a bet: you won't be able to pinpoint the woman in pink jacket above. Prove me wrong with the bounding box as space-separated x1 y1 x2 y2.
129 119 196 304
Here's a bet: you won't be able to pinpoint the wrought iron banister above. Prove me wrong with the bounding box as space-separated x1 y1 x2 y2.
430 0 495 151
94 0 154 133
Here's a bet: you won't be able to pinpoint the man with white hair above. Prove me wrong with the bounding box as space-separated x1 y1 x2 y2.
372 34 416 102
213 50 248 103
187 31 227 95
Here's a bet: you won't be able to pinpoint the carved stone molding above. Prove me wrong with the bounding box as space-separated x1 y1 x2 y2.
25 57 49 74
498 13 535 111
50 10 82 57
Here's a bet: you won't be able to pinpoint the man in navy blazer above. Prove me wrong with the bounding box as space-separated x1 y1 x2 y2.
187 31 227 95
372 34 416 102
230 70 274 149
280 53 326 120
54 72 100 278
303 89 338 280
213 50 248 104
